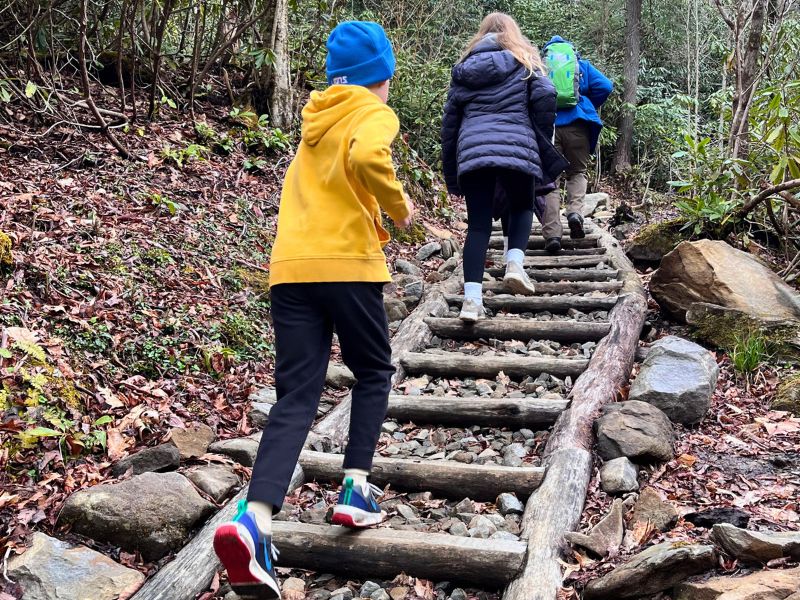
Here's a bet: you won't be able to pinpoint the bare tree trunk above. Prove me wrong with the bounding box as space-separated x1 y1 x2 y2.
612 0 641 174
147 0 176 120
267 0 292 128
116 0 129 113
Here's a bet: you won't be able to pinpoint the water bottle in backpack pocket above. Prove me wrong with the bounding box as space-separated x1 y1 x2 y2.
544 41 581 109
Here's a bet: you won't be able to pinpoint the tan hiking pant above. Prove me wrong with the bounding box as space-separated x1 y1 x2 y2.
542 123 591 240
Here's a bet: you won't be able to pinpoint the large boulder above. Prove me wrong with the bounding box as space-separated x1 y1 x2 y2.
629 336 718 425
584 543 716 599
595 401 675 462
674 565 800 600
8 532 144 600
59 472 214 560
710 523 800 563
651 240 800 322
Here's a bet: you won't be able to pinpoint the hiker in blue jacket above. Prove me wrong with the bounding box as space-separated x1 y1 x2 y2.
541 36 612 253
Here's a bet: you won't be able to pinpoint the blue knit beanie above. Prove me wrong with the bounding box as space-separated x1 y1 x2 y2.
326 21 396 87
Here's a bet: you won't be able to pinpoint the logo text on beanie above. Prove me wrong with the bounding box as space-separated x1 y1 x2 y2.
332 76 348 84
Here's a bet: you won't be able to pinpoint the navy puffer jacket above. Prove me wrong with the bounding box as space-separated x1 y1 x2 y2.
441 35 561 196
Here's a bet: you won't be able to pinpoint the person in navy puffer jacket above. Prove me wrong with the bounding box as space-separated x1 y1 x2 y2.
541 36 613 251
442 13 566 323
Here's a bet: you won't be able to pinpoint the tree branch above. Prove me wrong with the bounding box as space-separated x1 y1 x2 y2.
737 179 800 216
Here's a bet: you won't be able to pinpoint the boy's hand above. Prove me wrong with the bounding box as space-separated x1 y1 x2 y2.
394 199 414 229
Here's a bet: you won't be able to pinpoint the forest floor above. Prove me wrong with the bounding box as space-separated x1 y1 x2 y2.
1 95 799 600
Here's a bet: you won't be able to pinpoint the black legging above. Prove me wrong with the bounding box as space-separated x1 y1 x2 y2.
461 168 534 284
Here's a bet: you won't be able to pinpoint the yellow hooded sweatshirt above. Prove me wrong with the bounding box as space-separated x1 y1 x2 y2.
269 85 410 285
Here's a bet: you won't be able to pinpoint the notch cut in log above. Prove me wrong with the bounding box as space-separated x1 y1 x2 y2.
484 268 618 282
502 226 647 600
401 351 588 379
386 394 568 427
299 450 545 501
490 235 601 250
445 294 618 314
425 317 610 343
273 522 526 587
483 280 623 295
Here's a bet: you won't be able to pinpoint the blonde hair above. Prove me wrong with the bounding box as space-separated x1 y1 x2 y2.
461 12 545 77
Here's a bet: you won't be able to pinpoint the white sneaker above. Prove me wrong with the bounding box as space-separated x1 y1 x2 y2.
459 298 485 323
503 261 536 295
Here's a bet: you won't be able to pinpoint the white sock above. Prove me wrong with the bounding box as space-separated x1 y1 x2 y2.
464 282 483 303
344 468 369 493
506 248 525 265
502 236 509 255
248 501 273 535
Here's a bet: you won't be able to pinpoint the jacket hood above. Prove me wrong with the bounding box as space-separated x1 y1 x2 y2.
452 34 523 90
301 85 380 146
543 35 570 50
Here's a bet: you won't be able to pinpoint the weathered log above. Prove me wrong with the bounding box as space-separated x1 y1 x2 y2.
488 247 607 257
315 269 464 446
401 351 588 379
489 234 602 250
131 465 304 600
425 317 610 343
445 294 618 314
484 268 618 281
485 255 609 269
386 394 567 427
273 522 526 587
503 228 647 600
299 450 545 500
483 280 623 295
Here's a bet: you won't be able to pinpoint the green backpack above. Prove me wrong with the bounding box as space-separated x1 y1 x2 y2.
544 41 581 109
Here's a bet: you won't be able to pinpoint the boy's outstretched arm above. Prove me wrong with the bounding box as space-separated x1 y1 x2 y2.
349 107 413 228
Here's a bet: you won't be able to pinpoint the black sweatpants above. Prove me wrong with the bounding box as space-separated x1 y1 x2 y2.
461 168 535 283
248 282 394 510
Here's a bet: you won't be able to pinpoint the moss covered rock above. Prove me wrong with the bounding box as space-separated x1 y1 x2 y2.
626 219 686 263
686 302 800 360
773 375 800 415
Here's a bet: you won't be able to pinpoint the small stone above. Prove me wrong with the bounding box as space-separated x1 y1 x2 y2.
417 241 441 261
208 437 259 466
449 589 468 600
397 504 418 522
710 523 800 563
389 587 408 600
381 421 399 434
309 589 333 600
249 402 273 428
595 401 675 462
502 450 523 467
468 515 497 538
449 520 469 536
8 532 144 600
396 259 421 276
331 587 354 600
438 257 459 274
384 296 409 322
370 591 391 600
359 582 382 599
327 363 356 388
490 531 520 541
185 464 240 502
454 498 475 514
565 499 624 557
496 493 524 516
631 487 679 532
284 577 306 598
684 507 750 529
600 457 640 494
111 444 181 477
404 280 424 298
168 424 215 459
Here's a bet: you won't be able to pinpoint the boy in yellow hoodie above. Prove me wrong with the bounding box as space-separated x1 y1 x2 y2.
213 21 412 599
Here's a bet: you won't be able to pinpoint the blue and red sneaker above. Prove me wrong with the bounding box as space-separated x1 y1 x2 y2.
213 500 281 599
331 477 385 528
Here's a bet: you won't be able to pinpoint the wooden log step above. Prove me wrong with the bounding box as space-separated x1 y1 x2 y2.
386 394 568 428
483 280 623 294
445 294 618 313
299 450 545 500
487 247 607 257
401 351 588 379
506 255 610 269
273 522 526 587
489 234 602 250
425 317 610 343
484 268 619 282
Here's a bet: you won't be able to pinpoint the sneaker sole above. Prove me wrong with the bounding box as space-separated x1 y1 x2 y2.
213 524 281 599
459 311 483 323
331 505 385 528
568 221 586 239
503 273 536 296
